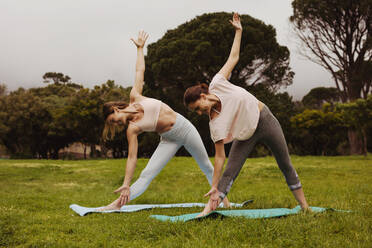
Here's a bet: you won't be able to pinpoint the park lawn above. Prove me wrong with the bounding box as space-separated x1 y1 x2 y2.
0 156 371 248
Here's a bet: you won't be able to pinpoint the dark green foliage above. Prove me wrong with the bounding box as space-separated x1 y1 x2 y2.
291 0 372 154
335 95 372 156
43 72 71 85
291 104 347 155
302 87 341 109
0 88 54 158
144 12 294 113
0 83 6 96
0 78 131 159
291 96 372 155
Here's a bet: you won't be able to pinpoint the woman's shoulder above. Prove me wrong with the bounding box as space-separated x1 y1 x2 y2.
211 73 227 84
210 73 235 90
127 122 142 135
130 94 146 104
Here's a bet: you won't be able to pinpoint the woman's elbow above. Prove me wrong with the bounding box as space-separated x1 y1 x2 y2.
127 154 137 161
135 68 145 73
231 55 239 63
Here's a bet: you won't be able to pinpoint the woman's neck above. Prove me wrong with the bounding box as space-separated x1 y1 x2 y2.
209 95 221 112
208 95 221 119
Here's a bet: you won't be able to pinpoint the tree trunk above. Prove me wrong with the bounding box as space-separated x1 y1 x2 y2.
83 145 87 160
100 141 108 158
361 128 368 156
90 144 96 158
348 129 363 155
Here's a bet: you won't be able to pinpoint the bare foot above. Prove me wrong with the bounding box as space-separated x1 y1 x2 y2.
97 199 121 211
197 203 213 217
300 206 313 213
197 210 208 217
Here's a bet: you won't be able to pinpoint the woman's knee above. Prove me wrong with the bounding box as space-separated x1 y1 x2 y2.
138 168 156 183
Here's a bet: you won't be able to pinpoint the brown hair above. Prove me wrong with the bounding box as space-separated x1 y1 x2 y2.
183 83 209 107
102 101 128 141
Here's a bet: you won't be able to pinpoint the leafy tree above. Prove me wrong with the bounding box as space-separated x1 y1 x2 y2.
302 87 341 108
0 89 53 158
0 84 7 96
31 82 81 158
290 0 372 154
290 0 372 101
43 72 71 85
335 95 372 156
291 104 347 155
145 12 294 112
0 85 9 149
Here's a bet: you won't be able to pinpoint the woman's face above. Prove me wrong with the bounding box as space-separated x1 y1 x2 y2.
106 107 128 126
188 94 213 116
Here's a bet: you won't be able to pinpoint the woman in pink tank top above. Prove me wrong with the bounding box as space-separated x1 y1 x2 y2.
98 31 230 211
184 13 309 216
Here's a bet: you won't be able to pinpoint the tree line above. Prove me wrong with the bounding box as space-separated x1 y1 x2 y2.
0 76 370 158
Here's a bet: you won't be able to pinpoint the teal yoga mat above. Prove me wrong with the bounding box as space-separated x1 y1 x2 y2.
70 200 253 217
150 206 346 222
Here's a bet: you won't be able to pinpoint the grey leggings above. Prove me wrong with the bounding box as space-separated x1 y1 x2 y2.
217 105 302 199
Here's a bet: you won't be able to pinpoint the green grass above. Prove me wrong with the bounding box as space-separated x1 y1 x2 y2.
0 156 371 247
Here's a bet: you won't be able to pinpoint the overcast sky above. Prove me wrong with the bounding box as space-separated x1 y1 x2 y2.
0 0 334 100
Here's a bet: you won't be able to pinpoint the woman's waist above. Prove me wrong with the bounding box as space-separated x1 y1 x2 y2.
159 113 193 138
258 101 265 111
156 110 178 134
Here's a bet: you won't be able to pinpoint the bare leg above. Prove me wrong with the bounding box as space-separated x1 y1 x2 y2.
222 197 231 208
291 188 309 210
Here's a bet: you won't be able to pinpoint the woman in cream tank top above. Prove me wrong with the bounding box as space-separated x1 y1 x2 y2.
98 31 230 211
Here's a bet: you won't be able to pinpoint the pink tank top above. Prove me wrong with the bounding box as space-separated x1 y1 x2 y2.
209 73 260 144
130 97 162 132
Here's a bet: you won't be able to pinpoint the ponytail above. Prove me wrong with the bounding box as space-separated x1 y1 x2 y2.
183 83 209 106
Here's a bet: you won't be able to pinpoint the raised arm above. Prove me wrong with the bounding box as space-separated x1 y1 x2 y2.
129 31 149 103
218 13 243 79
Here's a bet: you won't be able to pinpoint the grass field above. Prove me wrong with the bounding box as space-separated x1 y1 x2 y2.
0 155 371 247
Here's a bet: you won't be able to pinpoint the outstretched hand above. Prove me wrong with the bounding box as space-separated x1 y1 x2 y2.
197 187 222 217
131 30 149 48
114 185 130 206
229 12 242 31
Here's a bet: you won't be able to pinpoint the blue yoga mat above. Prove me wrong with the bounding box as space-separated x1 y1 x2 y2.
70 200 253 217
150 206 345 222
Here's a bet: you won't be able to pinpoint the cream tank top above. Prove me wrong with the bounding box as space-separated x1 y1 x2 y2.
130 97 162 132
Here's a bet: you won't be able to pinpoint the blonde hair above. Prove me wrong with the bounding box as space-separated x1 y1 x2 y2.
102 101 128 141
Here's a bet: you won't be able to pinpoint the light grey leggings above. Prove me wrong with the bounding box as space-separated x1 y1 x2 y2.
218 105 302 199
130 113 214 200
